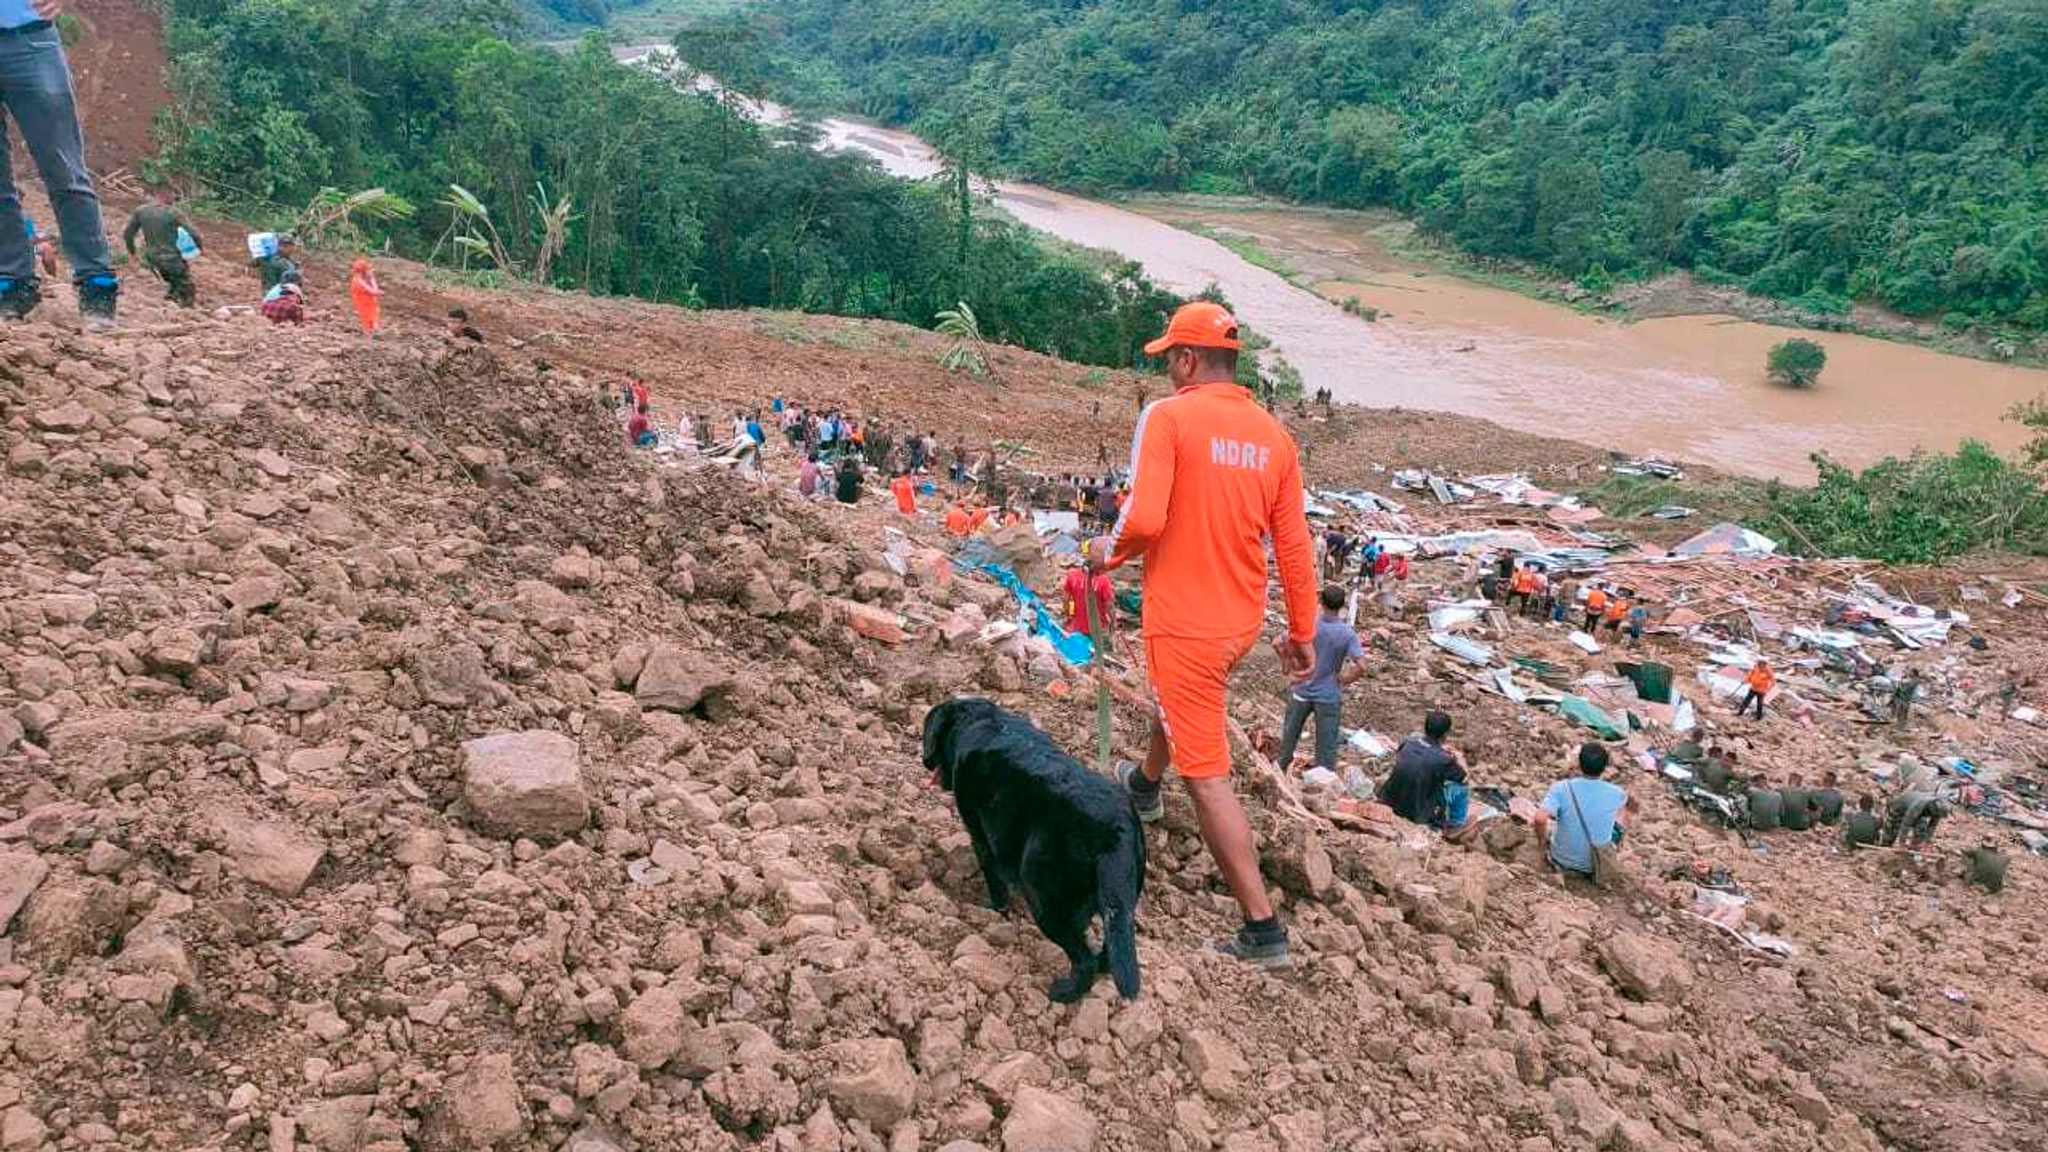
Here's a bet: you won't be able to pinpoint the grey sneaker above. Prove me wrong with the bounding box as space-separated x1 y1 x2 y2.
1118 760 1163 823
1211 922 1291 969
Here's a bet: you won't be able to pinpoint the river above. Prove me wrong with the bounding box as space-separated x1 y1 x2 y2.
624 47 2048 482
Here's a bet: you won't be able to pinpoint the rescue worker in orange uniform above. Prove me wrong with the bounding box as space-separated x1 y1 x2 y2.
1085 302 1319 969
1740 658 1775 719
1583 583 1610 633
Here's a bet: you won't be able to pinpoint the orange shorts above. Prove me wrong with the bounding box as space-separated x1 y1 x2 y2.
1143 629 1259 780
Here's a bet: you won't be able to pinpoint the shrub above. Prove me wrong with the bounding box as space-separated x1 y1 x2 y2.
1767 338 1828 387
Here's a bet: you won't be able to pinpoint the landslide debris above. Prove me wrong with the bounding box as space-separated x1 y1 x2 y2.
0 257 2041 1152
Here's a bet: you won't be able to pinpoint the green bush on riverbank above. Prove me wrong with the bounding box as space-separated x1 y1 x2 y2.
1760 444 2048 564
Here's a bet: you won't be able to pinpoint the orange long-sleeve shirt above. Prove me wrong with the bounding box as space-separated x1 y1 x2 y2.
1106 381 1319 644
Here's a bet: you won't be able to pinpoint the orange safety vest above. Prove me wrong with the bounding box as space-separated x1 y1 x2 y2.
1605 597 1628 621
1586 588 1609 613
1747 665 1775 694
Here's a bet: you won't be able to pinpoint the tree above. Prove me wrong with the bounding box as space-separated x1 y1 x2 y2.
1767 338 1828 387
723 0 2048 330
159 1 1189 371
935 301 1001 384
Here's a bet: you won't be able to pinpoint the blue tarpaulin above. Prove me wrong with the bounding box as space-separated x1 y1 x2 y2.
969 559 1095 666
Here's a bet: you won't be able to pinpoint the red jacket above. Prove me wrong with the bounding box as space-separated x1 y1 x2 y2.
1064 567 1116 636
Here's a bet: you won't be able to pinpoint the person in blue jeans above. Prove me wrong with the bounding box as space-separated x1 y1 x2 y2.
1534 742 1633 877
0 0 118 325
1274 585 1369 773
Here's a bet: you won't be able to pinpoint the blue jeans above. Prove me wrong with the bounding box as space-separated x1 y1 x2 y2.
0 25 112 285
1276 694 1341 771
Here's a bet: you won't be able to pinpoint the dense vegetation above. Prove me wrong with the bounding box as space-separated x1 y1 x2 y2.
1762 444 2048 562
691 0 2048 332
156 0 1185 369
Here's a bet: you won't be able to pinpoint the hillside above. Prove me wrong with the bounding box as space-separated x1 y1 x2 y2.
4 200 2048 1152
688 0 2048 334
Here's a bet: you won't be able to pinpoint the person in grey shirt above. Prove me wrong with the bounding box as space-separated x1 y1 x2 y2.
0 0 117 325
1274 585 1369 773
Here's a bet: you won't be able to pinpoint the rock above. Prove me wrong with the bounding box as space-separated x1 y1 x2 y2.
460 730 590 839
0 1106 46 1150
0 851 50 932
30 401 93 432
145 627 206 674
1000 1087 1097 1152
1180 1029 1249 1100
551 553 598 589
218 816 327 896
1598 933 1693 1004
408 640 497 707
1549 1077 1621 1147
564 1125 626 1152
1269 830 1335 900
36 593 98 625
297 1096 375 1152
225 575 286 611
740 573 784 617
831 599 908 645
674 1021 781 1079
446 1053 527 1147
618 986 686 1069
636 645 722 714
822 1037 917 1129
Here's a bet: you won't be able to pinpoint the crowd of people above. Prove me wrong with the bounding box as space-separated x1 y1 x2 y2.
0 9 477 342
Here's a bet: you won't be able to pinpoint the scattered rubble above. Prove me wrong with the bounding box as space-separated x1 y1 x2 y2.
0 236 2038 1152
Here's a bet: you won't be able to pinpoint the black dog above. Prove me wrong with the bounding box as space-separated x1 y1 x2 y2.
922 698 1145 1002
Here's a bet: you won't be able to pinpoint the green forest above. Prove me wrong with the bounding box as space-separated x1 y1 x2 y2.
155 0 1185 369
688 0 2048 332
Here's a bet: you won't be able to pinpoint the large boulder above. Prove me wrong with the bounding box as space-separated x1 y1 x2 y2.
1001 1087 1097 1152
821 1037 917 1129
408 639 498 708
445 1053 527 1147
1598 933 1694 1004
217 816 327 896
636 645 744 719
618 987 686 1069
0 851 49 933
460 731 589 839
635 645 712 714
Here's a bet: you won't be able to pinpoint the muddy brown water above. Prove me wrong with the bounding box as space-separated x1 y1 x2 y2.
628 48 2048 481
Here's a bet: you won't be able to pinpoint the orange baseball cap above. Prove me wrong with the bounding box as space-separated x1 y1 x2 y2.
1144 301 1242 356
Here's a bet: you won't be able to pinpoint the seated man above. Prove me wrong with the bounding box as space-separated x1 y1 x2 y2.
1778 776 1815 832
1534 743 1632 878
1966 840 2008 894
1378 711 1467 829
1841 794 1882 848
1695 745 1735 794
1747 784 1783 832
1812 770 1846 826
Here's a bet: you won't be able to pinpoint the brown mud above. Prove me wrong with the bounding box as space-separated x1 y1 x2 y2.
2 220 2047 1152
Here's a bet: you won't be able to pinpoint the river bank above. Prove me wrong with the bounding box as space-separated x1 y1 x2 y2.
617 44 2048 483
1136 195 2047 371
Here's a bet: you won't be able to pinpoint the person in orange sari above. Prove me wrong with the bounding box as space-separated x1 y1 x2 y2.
348 258 382 336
